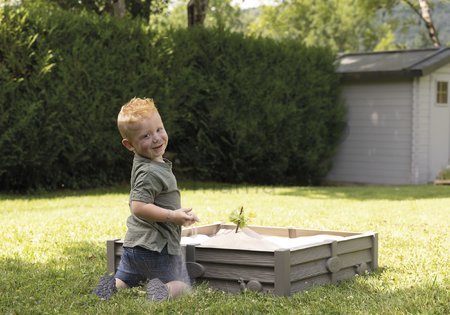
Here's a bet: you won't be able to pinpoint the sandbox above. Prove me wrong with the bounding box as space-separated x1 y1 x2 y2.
106 223 378 296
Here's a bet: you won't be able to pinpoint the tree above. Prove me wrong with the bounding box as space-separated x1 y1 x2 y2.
404 0 441 47
113 0 126 17
21 0 169 23
247 0 388 52
21 0 116 15
187 0 208 26
203 0 241 30
371 0 443 49
245 0 444 52
168 0 241 30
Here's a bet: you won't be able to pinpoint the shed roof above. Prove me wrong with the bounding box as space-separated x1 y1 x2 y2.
337 47 450 80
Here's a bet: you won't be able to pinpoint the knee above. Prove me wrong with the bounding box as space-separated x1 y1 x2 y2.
115 278 129 289
166 280 191 298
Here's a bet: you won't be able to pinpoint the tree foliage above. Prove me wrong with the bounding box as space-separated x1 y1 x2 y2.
0 3 345 191
21 0 169 21
246 0 391 52
245 0 446 52
12 0 446 51
167 0 241 30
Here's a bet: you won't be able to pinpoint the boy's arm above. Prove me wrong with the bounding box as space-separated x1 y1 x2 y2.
131 200 199 226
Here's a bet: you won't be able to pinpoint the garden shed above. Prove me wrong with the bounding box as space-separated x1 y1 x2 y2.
327 48 450 185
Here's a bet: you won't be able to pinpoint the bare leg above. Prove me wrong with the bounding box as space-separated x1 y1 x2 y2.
166 280 191 298
116 277 190 299
115 278 129 289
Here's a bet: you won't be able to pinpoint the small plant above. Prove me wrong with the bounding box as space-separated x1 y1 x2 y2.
436 165 450 180
229 206 256 233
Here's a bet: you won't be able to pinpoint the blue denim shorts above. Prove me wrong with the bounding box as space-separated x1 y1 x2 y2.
115 245 190 288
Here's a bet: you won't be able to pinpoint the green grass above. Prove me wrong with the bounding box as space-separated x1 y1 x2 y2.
0 183 449 314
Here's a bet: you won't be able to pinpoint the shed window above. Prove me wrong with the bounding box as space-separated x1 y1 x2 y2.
436 81 448 104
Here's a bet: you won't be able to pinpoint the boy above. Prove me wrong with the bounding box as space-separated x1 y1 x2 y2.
93 97 199 301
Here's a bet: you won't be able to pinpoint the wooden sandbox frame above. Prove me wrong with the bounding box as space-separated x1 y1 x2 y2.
106 223 378 296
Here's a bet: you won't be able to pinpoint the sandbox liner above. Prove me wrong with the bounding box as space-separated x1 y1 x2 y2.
181 227 344 251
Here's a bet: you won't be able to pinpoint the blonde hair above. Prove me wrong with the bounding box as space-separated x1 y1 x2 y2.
117 97 158 139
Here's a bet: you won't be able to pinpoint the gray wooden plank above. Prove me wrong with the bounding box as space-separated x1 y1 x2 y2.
290 274 331 294
290 259 328 282
339 249 372 268
195 248 275 266
290 244 331 265
202 262 275 283
336 236 373 255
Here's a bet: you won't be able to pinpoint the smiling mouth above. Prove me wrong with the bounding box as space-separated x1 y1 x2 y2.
152 144 164 150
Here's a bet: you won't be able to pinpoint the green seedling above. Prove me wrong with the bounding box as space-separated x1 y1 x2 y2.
229 206 256 233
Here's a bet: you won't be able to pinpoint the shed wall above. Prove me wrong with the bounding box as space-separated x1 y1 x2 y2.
327 80 413 184
424 63 450 181
411 76 429 184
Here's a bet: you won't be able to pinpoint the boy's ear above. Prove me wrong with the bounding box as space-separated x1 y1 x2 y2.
121 139 134 152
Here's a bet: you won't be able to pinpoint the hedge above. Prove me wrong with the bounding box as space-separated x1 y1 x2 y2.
0 4 345 191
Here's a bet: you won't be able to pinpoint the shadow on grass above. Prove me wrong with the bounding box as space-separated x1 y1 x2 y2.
179 181 450 201
0 241 110 314
1 181 449 202
273 185 450 201
1 247 448 314
0 184 130 201
287 267 449 314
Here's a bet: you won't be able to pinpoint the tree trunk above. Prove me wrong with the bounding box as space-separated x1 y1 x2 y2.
418 0 440 47
187 0 208 27
404 0 440 47
112 0 126 18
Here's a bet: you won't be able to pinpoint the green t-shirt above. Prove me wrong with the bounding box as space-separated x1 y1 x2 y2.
123 154 182 255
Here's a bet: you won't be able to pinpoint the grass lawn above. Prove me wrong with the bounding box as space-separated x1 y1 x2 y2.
0 183 449 314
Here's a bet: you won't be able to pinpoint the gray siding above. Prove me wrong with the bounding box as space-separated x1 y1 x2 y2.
328 81 413 184
412 75 430 183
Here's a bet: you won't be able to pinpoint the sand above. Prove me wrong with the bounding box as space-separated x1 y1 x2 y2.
180 228 345 251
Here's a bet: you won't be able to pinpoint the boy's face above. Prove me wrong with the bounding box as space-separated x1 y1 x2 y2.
122 112 168 162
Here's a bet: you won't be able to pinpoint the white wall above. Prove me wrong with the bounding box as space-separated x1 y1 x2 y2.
425 63 450 181
327 80 413 184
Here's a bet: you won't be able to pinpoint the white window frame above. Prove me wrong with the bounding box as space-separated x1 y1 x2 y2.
435 79 449 107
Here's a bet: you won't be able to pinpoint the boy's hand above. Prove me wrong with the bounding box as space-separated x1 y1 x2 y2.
171 208 200 226
185 211 200 227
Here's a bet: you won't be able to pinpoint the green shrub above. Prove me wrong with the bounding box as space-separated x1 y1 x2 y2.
0 4 163 191
0 4 345 191
162 27 345 184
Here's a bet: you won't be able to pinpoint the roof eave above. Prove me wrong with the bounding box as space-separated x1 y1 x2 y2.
339 70 421 82
412 54 450 76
